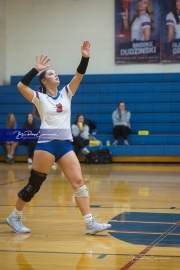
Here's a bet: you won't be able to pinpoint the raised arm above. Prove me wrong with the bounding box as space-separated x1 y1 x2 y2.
69 41 90 94
122 9 129 30
17 55 50 102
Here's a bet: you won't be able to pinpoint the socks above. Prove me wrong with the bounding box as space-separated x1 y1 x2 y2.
83 213 92 224
13 208 22 217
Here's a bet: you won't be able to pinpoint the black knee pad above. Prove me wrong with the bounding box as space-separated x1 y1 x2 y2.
18 169 47 202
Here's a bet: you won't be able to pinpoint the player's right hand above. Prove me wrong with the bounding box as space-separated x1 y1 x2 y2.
35 55 50 72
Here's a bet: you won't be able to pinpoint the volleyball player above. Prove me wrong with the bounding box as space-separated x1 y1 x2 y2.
6 41 111 235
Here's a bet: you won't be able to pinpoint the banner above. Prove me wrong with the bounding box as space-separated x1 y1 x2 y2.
161 0 180 62
115 0 161 64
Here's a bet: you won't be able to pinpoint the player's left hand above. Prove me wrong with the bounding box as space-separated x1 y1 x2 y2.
35 55 50 72
81 41 90 58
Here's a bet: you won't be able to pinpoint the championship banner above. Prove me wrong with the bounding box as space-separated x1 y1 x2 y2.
115 0 160 64
161 0 180 62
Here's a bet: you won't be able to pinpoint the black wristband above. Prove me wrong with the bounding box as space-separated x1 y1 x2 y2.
20 68 38 86
77 57 89 74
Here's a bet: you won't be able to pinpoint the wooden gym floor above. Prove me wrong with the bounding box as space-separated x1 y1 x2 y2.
0 162 180 270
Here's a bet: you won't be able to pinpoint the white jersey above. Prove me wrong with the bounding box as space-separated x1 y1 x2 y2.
166 12 180 40
131 13 151 41
31 84 73 143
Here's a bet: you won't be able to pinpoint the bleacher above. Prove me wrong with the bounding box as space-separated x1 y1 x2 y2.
0 73 180 162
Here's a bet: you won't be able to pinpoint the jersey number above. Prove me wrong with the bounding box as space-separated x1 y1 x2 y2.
56 103 63 113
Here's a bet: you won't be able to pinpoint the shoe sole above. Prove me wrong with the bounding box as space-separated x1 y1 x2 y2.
6 218 31 233
86 224 112 235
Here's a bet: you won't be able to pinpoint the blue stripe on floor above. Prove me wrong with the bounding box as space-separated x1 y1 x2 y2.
112 212 180 223
97 254 107 259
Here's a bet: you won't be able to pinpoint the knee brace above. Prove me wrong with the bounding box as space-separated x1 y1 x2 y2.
18 169 47 202
74 185 88 198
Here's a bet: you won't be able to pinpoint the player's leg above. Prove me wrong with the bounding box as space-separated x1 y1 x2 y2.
57 151 112 234
6 150 54 233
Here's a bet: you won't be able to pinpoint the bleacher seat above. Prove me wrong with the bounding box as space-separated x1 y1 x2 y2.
1 73 180 162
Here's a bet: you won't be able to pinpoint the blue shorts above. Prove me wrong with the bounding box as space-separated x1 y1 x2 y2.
35 140 73 161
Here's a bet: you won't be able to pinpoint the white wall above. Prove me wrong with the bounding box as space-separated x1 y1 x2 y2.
0 0 6 84
3 0 180 83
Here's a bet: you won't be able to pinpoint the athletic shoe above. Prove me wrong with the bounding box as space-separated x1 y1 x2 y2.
112 141 118 146
51 162 57 170
6 213 31 233
27 158 32 164
6 155 10 163
82 147 90 155
86 215 112 235
9 156 15 164
124 140 129 146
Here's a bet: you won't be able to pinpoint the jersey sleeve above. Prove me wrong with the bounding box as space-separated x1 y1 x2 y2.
166 12 174 26
64 84 74 99
141 14 151 29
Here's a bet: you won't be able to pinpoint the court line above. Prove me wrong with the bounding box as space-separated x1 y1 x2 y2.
120 220 180 270
0 178 28 186
0 250 180 258
0 205 179 210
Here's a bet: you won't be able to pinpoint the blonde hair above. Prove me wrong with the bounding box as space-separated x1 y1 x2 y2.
6 113 17 129
131 0 154 32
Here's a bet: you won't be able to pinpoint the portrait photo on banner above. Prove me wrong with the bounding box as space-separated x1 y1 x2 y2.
115 0 161 64
161 0 180 62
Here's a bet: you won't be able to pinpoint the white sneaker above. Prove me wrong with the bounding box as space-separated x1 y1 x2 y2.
82 147 90 155
27 158 32 164
124 140 129 146
51 162 57 170
86 216 112 235
6 213 31 233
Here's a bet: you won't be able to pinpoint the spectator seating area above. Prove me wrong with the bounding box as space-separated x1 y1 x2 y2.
0 73 180 162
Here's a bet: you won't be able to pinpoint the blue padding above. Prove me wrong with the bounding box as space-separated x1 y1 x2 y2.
71 113 180 124
74 93 180 104
87 145 180 156
0 104 33 114
1 72 180 158
2 92 180 106
3 82 180 96
93 123 180 133
0 144 179 157
10 73 180 85
94 134 180 145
